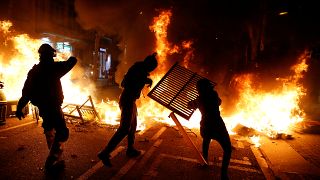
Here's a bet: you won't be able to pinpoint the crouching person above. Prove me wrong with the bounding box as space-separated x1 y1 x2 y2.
16 43 77 172
188 78 232 180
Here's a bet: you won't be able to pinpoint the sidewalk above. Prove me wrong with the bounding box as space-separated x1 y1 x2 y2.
258 122 320 179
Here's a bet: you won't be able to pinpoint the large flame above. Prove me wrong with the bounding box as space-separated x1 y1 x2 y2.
224 53 308 142
0 20 42 100
147 9 309 143
0 20 92 104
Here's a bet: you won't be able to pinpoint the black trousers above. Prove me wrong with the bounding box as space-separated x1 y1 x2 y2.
38 104 69 158
102 100 137 154
201 117 232 177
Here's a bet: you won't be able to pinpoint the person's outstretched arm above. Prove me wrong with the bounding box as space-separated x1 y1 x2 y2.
54 56 77 78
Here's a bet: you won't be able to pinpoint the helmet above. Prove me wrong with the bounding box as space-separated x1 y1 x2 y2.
38 43 56 55
144 52 158 72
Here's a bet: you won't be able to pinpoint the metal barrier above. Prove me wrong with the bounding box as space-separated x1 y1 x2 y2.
148 63 214 165
62 96 101 124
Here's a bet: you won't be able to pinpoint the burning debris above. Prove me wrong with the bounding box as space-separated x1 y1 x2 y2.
62 96 101 124
232 124 259 137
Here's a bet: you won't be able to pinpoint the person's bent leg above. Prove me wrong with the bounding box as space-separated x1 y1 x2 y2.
217 133 232 180
98 118 131 166
100 125 129 155
44 129 55 150
44 107 69 170
202 137 210 162
126 105 140 157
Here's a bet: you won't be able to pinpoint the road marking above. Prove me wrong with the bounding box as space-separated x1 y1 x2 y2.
110 126 165 179
79 124 166 179
0 120 41 133
161 153 199 163
137 139 163 167
227 164 261 173
77 146 125 180
160 153 252 166
143 154 164 179
160 153 261 173
151 126 167 140
110 151 146 180
218 157 252 165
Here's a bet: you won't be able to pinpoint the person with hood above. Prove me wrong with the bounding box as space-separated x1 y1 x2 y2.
98 53 158 167
188 78 232 180
16 43 77 171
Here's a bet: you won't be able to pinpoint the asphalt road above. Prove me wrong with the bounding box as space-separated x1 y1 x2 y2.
0 115 269 180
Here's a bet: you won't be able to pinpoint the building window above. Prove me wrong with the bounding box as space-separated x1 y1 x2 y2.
56 42 72 53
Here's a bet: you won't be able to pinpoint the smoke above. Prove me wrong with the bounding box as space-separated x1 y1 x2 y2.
74 0 307 86
74 0 170 82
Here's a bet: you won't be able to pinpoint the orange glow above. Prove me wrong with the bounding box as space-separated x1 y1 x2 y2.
223 53 308 146
0 20 92 104
0 21 42 100
1 13 310 144
0 20 12 34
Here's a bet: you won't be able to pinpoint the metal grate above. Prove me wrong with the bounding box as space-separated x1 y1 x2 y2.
148 63 212 120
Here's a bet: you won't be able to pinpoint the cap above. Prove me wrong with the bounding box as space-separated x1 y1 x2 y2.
38 43 56 55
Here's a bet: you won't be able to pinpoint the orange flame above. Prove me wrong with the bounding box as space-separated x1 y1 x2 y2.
224 52 308 144
0 20 91 104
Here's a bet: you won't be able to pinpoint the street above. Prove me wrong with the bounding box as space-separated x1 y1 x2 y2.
0 116 319 180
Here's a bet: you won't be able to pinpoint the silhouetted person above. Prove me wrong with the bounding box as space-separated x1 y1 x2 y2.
98 53 158 167
188 78 232 180
16 43 77 171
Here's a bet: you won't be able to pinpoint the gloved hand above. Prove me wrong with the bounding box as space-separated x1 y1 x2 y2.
68 56 78 63
16 110 25 120
187 100 198 109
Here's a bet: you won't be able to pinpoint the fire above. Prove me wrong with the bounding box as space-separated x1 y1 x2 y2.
97 99 120 125
145 9 310 145
250 135 261 147
0 9 310 146
224 52 308 142
149 10 175 69
0 20 12 34
137 9 201 129
0 20 42 100
0 20 92 105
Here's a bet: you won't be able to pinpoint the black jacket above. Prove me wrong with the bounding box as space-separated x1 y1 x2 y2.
17 57 77 110
120 61 152 103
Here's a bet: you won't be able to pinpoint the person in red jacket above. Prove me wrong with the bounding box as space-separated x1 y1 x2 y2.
188 78 232 180
98 53 158 167
16 43 77 171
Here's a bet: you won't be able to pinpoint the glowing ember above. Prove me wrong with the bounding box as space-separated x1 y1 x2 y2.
97 99 120 125
250 135 261 147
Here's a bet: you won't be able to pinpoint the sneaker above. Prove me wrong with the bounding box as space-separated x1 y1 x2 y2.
45 156 65 173
126 148 141 157
98 151 112 167
45 155 58 170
